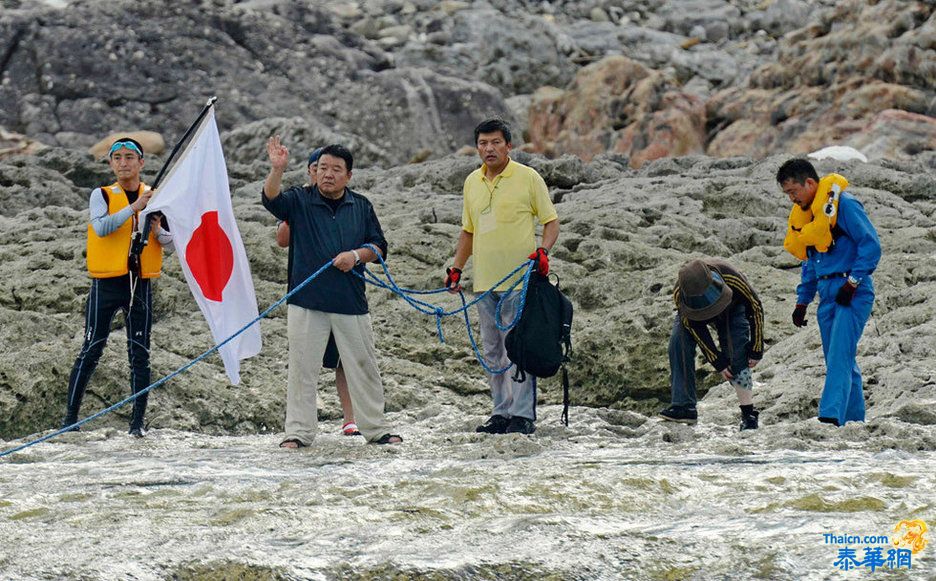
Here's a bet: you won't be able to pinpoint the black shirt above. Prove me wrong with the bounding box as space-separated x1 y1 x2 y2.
262 185 388 315
321 192 344 213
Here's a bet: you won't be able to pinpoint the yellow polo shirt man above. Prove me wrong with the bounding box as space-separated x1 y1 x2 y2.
447 119 559 435
463 159 558 291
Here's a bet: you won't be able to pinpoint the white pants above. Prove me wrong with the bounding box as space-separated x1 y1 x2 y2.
285 305 391 444
477 292 537 421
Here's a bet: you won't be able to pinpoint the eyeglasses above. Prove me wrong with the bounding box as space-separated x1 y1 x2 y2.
109 140 143 158
480 183 499 215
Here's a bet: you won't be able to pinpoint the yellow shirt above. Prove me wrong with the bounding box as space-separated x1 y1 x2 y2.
462 158 558 291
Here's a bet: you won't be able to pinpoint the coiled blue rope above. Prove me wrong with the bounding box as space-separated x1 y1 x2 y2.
0 253 534 458
354 243 534 374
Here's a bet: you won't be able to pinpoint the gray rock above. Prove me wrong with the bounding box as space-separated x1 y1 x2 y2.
657 0 742 40
2 149 933 440
590 7 610 22
566 20 623 59
754 0 815 38
395 7 577 95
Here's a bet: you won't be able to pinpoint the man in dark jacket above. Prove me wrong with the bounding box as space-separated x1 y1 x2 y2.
262 139 400 447
660 259 765 430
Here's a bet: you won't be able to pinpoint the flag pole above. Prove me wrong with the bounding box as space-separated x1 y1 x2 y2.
129 96 218 275
151 95 218 189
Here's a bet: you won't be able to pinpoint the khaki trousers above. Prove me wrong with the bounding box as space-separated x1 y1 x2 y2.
285 305 390 444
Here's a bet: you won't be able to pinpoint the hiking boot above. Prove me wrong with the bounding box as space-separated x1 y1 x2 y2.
475 415 510 434
61 419 81 433
818 416 840 427
659 406 698 425
505 416 536 435
128 426 146 438
740 410 759 431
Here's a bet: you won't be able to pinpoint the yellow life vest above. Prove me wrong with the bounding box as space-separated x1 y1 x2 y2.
783 173 848 260
86 182 163 279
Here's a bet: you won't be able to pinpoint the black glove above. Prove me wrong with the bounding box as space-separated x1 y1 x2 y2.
445 266 462 291
835 281 857 306
792 303 808 327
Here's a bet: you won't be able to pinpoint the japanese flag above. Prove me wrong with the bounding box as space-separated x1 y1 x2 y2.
144 108 261 384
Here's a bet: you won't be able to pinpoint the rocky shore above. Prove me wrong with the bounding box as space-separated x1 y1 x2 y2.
1 0 935 440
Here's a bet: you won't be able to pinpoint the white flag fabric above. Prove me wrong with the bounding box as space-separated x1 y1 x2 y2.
144 108 261 384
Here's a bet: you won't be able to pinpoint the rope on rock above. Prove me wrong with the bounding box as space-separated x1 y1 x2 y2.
0 253 533 458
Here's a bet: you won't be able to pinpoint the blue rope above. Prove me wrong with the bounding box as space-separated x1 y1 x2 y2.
0 259 335 459
355 243 534 374
0 251 535 458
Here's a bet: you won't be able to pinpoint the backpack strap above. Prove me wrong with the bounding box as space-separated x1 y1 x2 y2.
512 365 526 383
561 364 570 426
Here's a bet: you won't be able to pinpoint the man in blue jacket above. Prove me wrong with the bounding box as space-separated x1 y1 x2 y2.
262 139 401 447
778 158 881 426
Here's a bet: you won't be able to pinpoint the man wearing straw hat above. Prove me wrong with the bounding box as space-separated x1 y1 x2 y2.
660 258 765 430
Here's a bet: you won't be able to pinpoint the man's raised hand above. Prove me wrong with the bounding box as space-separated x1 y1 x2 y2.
267 135 289 171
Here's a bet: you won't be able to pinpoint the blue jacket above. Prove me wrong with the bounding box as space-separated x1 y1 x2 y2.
796 192 881 305
263 185 388 315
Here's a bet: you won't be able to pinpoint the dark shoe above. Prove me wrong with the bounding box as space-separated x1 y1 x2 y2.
659 406 698 425
373 434 403 445
505 416 536 435
128 426 146 438
61 411 81 432
740 410 759 431
475 415 510 434
818 416 840 427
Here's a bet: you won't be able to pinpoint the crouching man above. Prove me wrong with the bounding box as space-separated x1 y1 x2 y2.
660 259 765 430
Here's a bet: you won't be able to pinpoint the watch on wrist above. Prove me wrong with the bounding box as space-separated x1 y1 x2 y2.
351 249 361 265
847 275 860 286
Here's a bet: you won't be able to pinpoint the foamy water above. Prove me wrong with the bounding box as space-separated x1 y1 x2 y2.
1 405 933 580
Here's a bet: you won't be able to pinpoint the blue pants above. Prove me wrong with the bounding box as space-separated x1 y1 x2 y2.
816 278 874 425
669 306 750 408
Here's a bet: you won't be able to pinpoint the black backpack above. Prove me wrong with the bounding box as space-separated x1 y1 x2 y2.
505 273 574 425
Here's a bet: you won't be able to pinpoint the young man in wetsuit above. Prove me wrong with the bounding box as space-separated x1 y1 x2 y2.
63 137 172 437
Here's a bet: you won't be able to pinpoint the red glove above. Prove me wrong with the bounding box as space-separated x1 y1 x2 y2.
528 247 549 276
445 266 462 292
792 304 808 327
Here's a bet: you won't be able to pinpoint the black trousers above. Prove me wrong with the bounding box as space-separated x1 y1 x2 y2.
64 275 152 429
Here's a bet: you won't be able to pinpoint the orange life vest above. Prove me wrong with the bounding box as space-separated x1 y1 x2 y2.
783 173 848 260
86 182 163 278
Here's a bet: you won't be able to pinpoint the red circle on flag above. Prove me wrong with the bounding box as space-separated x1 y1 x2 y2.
186 211 234 302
